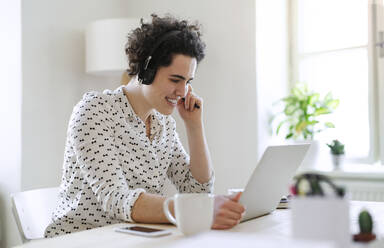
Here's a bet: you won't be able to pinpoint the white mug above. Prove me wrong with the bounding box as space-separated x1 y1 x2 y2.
163 193 214 235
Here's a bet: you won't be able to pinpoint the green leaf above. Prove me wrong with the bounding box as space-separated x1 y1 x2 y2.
285 133 294 139
308 93 320 105
314 107 331 116
295 121 307 133
282 96 298 103
300 100 308 113
292 86 305 100
307 120 319 125
325 122 335 128
288 124 294 132
276 120 288 135
284 105 298 115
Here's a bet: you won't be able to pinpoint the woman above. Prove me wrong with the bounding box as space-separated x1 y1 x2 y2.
45 14 244 238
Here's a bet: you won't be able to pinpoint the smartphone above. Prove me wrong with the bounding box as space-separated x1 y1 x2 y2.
114 225 172 237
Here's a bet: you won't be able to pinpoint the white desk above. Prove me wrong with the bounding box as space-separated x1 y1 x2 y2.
16 201 384 248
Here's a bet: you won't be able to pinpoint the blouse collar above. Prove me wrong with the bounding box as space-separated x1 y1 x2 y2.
115 85 164 140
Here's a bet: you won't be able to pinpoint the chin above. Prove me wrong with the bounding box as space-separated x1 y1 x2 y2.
154 99 176 116
156 107 174 116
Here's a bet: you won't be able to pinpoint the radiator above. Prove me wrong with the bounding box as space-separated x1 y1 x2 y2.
349 188 384 202
334 179 384 202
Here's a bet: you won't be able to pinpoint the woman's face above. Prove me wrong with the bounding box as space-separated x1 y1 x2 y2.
142 54 197 115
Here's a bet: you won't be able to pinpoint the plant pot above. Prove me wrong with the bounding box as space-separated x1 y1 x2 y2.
353 233 376 243
331 154 344 169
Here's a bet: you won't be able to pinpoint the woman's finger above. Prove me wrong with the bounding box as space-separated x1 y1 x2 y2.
185 84 192 109
230 192 242 202
213 216 238 227
222 200 246 214
217 208 242 221
212 223 233 230
189 95 197 111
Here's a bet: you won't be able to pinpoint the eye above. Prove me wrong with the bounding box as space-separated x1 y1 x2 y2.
170 78 180 83
187 80 193 85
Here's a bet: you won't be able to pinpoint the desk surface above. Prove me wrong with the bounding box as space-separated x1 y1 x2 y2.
16 201 384 248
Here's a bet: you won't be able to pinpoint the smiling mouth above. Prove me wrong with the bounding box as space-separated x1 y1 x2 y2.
166 97 179 105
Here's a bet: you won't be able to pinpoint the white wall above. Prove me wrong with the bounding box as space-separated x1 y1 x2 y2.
21 0 128 190
0 0 22 247
22 0 258 196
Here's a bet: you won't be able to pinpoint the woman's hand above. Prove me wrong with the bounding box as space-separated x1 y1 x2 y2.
177 84 203 129
212 192 245 229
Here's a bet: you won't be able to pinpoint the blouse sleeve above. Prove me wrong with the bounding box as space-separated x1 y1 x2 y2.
70 93 145 222
166 119 214 193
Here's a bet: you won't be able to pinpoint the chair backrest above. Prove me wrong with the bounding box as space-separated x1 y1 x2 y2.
11 187 59 242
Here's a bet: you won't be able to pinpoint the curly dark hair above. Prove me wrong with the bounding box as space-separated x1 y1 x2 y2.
125 14 206 76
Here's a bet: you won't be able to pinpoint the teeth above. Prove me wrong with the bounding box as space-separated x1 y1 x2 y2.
166 98 178 104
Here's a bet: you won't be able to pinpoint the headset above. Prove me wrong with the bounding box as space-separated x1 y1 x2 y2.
294 173 345 198
138 30 182 85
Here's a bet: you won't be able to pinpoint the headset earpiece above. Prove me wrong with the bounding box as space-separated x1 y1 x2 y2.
140 68 156 85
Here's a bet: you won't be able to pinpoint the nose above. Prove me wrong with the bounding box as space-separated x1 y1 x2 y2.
175 82 188 97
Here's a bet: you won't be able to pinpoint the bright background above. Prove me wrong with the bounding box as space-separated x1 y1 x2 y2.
2 0 383 247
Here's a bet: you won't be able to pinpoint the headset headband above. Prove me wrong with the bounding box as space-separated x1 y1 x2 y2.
144 30 182 70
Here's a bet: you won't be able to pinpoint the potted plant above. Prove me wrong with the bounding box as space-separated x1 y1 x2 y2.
327 140 345 168
273 83 339 140
353 210 376 242
271 83 339 169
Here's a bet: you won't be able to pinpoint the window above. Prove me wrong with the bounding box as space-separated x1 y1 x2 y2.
288 0 384 164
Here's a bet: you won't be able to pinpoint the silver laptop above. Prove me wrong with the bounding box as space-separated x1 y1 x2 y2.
239 144 310 222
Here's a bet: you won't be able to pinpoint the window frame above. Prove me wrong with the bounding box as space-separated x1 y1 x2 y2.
287 0 384 164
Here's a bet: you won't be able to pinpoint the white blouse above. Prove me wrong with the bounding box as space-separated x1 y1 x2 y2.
45 86 214 238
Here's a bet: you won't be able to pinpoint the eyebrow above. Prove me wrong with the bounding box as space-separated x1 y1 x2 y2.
169 74 193 81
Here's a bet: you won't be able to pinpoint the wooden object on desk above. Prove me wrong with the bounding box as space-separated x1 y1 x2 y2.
15 201 384 248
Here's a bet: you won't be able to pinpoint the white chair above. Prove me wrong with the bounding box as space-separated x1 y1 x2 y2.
11 187 59 242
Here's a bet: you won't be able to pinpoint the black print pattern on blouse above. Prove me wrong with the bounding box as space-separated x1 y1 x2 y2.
44 86 214 238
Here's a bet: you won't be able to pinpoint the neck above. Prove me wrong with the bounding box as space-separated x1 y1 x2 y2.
123 78 152 122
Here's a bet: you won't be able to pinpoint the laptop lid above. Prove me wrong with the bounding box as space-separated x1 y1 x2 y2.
239 144 310 222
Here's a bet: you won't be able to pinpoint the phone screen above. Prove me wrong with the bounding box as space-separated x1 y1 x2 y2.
123 226 164 233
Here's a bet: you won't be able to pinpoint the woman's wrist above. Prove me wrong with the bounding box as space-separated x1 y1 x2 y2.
185 120 204 132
